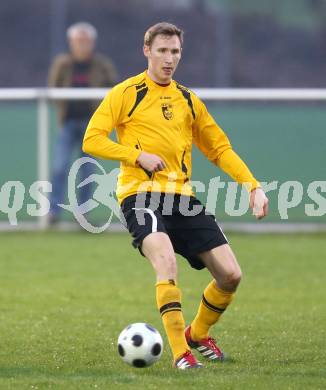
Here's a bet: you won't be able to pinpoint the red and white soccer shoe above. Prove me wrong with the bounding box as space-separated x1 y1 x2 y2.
174 350 203 369
185 326 225 361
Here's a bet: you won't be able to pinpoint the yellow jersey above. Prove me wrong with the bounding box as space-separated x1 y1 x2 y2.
83 71 259 203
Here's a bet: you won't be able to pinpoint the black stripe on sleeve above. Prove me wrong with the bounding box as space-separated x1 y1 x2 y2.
128 86 148 117
176 84 196 119
181 150 189 182
123 78 146 93
136 82 146 90
135 142 152 178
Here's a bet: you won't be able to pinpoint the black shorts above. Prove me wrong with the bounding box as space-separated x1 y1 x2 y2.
120 192 228 270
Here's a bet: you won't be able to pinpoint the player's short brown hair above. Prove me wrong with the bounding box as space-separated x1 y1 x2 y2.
144 22 184 48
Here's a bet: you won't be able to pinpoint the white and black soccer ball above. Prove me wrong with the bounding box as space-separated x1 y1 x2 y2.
117 323 163 368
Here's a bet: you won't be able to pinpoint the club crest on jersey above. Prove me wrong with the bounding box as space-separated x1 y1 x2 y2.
161 103 173 120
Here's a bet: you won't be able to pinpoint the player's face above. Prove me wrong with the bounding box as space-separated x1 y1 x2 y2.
144 34 182 84
69 31 95 61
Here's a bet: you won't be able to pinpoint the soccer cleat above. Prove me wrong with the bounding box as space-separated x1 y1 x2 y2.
174 350 203 369
185 326 224 361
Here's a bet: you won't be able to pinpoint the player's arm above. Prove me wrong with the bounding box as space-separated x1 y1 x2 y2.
83 85 165 172
82 86 141 166
192 97 268 219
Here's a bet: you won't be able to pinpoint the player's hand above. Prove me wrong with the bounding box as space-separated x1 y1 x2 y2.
136 151 166 173
249 188 269 219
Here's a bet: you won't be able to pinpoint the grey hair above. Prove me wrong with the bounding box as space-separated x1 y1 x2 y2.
66 22 98 40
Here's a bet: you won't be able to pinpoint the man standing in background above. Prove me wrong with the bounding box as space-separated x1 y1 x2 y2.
48 22 117 224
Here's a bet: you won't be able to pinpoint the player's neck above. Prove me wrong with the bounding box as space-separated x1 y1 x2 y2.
146 70 171 87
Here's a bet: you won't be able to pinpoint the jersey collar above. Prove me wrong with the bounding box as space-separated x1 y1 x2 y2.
144 71 174 90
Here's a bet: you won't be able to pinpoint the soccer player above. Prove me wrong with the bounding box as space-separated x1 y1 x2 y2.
83 22 268 369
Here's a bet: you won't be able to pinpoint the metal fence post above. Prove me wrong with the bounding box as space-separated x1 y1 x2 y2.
37 90 49 229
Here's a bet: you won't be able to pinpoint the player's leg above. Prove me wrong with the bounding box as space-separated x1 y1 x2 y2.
141 231 177 281
121 194 201 368
189 244 241 343
170 197 240 358
141 232 200 367
200 244 242 292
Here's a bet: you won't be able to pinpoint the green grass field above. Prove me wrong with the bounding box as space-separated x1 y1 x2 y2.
0 232 325 389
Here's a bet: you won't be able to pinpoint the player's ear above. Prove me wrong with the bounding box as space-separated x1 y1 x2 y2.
143 44 150 58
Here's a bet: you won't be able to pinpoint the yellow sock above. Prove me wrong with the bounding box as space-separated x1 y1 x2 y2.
191 280 234 341
156 280 189 361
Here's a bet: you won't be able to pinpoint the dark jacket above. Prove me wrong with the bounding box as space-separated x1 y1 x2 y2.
48 53 118 124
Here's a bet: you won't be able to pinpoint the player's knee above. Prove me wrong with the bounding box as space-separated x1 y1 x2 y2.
231 269 242 286
222 269 242 290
